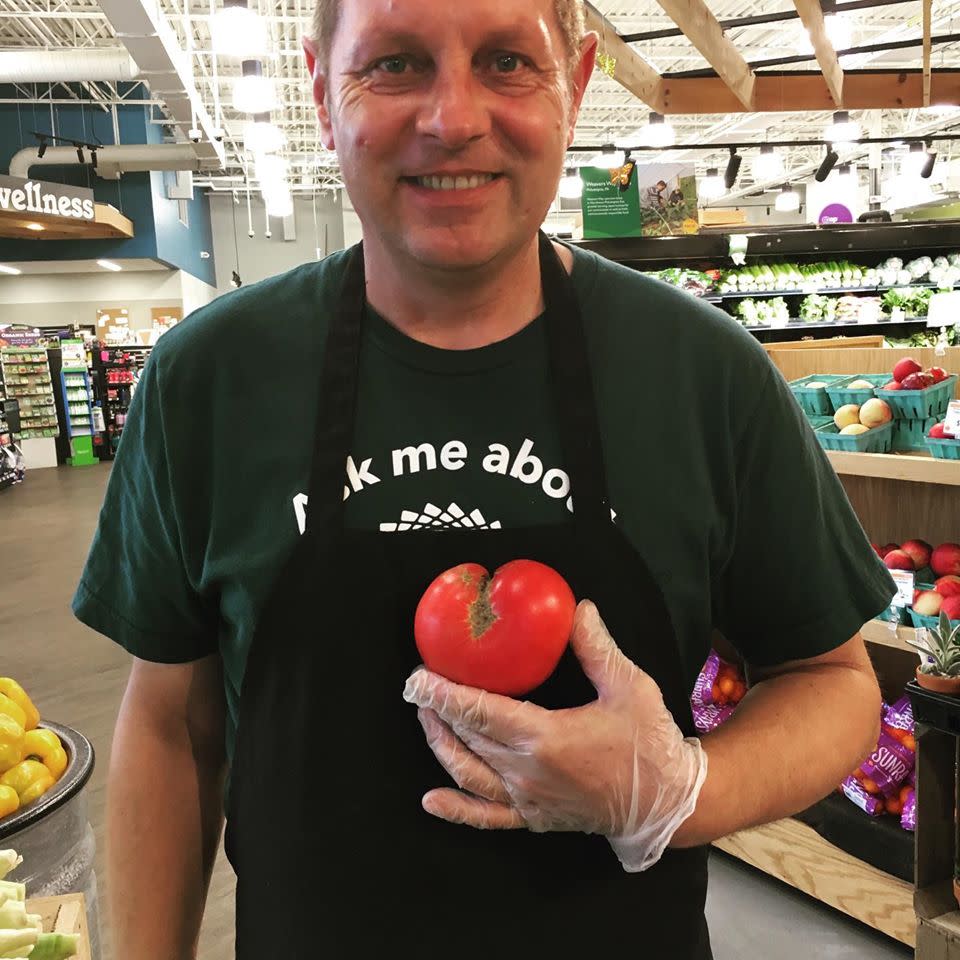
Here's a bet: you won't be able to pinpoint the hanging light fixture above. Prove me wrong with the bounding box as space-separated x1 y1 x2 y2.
775 184 801 212
256 152 288 190
231 270 243 288
233 60 276 114
724 147 742 190
558 167 583 199
699 167 724 200
212 0 269 59
904 141 934 178
264 182 293 218
824 14 854 51
752 145 784 183
591 144 625 169
837 163 857 186
825 111 861 146
815 146 839 182
639 112 675 149
244 113 285 156
921 150 938 180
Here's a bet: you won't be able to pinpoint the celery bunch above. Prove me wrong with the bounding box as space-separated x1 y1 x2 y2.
0 853 77 959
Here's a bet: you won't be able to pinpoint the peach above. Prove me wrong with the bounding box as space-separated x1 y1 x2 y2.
840 424 870 435
932 543 960 577
834 404 861 429
901 539 933 570
934 575 960 598
943 595 960 621
859 397 893 428
848 379 876 389
884 549 915 571
880 542 900 557
913 590 944 617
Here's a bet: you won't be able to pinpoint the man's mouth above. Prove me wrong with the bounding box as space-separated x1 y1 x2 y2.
406 173 501 191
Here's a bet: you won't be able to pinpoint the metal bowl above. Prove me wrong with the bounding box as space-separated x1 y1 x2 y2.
0 721 95 842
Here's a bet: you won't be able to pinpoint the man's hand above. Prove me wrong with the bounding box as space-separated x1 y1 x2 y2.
402 600 708 873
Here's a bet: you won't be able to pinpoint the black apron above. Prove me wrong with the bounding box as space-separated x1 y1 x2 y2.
225 234 712 958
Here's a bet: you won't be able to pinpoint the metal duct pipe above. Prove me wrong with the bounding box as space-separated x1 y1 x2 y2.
9 144 202 181
0 49 139 83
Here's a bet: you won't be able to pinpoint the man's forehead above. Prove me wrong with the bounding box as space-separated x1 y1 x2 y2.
337 0 559 49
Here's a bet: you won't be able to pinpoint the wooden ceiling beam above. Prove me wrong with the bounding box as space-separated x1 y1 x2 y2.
792 0 844 106
583 3 664 112
652 0 756 109
922 0 933 107
658 70 960 114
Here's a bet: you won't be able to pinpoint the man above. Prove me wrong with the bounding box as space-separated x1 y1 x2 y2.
74 0 892 957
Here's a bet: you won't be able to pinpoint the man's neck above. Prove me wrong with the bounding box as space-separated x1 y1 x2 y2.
363 235 572 351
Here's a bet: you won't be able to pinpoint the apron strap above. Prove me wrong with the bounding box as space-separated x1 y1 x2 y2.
306 243 366 536
538 232 612 535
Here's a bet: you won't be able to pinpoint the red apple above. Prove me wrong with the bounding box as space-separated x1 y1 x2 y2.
893 358 922 383
913 590 944 617
901 372 935 391
884 549 916 571
880 542 901 558
901 539 933 570
930 422 948 439
932 543 960 577
928 367 949 384
881 380 903 391
934 576 960 598
943 595 960 621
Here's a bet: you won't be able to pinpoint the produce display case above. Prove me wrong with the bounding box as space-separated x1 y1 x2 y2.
577 221 960 345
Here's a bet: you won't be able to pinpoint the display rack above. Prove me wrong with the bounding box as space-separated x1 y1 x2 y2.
0 347 59 440
60 367 98 467
92 345 150 459
713 342 960 950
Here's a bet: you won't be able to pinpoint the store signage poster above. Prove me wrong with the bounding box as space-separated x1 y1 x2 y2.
0 327 40 347
0 175 95 222
581 165 643 239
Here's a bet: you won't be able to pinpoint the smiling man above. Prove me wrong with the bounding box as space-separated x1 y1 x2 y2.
75 1 894 958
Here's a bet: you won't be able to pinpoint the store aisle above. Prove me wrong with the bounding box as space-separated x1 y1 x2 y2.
2 466 913 960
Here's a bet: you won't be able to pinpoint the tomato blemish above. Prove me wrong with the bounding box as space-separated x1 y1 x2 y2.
468 575 498 639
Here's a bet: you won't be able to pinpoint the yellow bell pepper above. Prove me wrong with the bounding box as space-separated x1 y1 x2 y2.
0 694 26 732
23 729 67 781
0 786 18 819
0 680 39 732
1 760 52 803
0 715 24 775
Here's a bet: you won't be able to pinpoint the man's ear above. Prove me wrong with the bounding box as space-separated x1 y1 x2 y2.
303 35 336 151
567 32 598 147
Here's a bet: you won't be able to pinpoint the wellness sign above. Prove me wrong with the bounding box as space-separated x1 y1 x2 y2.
0 175 95 222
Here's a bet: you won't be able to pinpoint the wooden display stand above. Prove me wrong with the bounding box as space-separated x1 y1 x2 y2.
25 894 92 960
712 342 960 951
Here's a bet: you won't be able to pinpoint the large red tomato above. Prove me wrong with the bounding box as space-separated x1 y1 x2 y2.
414 560 576 696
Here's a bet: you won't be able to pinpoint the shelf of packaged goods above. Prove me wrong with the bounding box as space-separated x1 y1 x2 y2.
861 618 921 654
825 449 960 486
713 817 915 947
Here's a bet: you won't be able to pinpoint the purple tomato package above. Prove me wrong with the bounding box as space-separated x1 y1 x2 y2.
857 700 916 799
841 775 884 817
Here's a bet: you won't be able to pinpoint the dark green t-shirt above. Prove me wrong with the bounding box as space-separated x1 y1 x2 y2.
73 244 895 766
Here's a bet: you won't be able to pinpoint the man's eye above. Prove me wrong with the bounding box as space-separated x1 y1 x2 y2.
494 54 522 73
376 56 409 74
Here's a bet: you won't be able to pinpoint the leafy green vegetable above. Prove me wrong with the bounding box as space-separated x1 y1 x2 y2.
25 933 80 960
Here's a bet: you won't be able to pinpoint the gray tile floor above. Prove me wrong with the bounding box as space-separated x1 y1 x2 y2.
1 463 915 959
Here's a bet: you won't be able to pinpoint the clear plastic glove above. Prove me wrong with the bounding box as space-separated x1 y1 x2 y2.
402 599 708 872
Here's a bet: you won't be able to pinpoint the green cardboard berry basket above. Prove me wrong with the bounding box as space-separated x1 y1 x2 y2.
893 416 939 452
805 415 835 431
908 608 960 629
926 436 960 460
789 375 847 416
876 604 905 624
814 419 895 453
876 374 958 420
826 374 891 411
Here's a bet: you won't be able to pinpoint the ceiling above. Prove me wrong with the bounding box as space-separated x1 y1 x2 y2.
1 0 959 200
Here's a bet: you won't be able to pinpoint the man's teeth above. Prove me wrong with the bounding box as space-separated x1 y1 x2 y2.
415 173 496 190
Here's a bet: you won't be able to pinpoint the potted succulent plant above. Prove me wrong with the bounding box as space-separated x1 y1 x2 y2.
908 611 960 695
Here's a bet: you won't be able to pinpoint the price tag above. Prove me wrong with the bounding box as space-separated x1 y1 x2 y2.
944 400 960 438
927 291 960 329
890 569 915 608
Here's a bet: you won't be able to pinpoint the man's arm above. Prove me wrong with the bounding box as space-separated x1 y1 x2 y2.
670 633 881 848
108 654 227 959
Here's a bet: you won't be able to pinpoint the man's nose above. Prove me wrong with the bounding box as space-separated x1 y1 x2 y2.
416 58 491 149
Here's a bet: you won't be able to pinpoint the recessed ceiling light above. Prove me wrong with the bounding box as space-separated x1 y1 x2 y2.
97 259 122 272
0 264 22 275
26 223 44 232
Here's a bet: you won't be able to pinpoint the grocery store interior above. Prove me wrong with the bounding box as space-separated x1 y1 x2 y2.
1 0 960 958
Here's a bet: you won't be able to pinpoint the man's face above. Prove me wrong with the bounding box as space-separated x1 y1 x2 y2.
305 0 596 272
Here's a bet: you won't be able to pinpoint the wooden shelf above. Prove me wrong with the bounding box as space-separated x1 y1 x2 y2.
714 817 915 947
826 450 960 486
862 618 922 655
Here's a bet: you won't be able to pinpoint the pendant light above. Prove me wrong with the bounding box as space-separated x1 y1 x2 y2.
244 113 285 156
775 185 800 213
752 145 784 183
233 60 276 114
815 146 839 182
559 167 583 199
212 0 269 58
640 112 675 149
699 168 724 201
825 111 860 146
